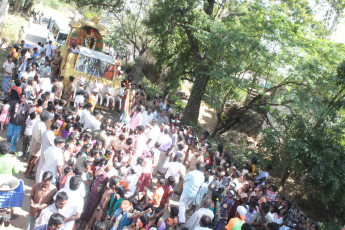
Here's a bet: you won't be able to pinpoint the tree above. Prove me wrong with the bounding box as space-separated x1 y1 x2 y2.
147 0 345 127
147 0 230 124
109 0 153 61
9 0 36 13
64 0 122 11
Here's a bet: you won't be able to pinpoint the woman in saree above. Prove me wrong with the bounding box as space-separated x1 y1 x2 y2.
81 161 112 223
85 177 119 229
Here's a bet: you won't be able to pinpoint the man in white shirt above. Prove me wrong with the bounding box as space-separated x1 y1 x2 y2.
163 154 186 184
82 110 102 131
2 55 15 93
193 215 213 230
18 57 33 73
38 137 65 185
141 108 154 127
35 123 60 182
24 111 49 177
54 176 84 230
45 41 55 60
35 191 69 227
185 198 214 230
146 119 160 148
79 103 93 124
38 60 52 78
134 125 147 162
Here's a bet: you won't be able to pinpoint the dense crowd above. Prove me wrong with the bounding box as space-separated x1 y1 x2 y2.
0 41 320 230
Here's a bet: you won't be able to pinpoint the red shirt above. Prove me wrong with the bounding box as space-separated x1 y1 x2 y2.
9 86 22 100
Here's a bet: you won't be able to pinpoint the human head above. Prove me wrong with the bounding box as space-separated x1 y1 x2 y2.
54 136 65 148
51 122 61 132
40 110 50 122
199 215 212 228
137 156 144 166
69 176 82 191
267 223 279 230
48 213 65 230
7 55 12 62
167 176 176 186
236 205 247 220
55 191 68 209
138 215 150 228
241 223 252 230
260 203 270 216
20 93 26 104
135 106 141 113
157 178 165 187
108 177 118 189
196 161 204 171
0 141 10 155
41 171 53 187
176 153 184 163
136 125 145 134
163 126 170 134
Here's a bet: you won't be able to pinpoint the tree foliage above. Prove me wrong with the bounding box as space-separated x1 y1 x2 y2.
63 0 122 11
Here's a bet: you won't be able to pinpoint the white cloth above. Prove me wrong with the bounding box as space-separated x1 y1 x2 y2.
39 146 64 180
141 111 154 127
45 44 55 59
83 115 101 131
39 77 52 93
35 130 56 182
163 161 186 184
178 194 195 223
24 117 37 136
79 109 90 124
2 61 15 75
41 130 55 154
64 174 86 198
55 188 84 230
134 133 147 158
147 125 160 148
185 208 215 230
31 120 46 143
35 203 58 227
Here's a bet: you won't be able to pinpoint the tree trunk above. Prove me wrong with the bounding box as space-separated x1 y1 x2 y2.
181 72 210 125
0 0 8 29
280 166 291 189
13 0 21 13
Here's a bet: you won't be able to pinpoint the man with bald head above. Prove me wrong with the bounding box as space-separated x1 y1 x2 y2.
185 198 214 230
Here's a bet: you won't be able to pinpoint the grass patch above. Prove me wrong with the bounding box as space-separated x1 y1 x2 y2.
0 14 28 44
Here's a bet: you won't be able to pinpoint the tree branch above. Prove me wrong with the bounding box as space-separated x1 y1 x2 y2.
75 0 122 9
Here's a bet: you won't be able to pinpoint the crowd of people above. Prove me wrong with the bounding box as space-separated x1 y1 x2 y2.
0 40 319 230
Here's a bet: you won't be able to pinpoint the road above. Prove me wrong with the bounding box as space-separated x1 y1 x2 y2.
1 21 48 230
25 21 49 47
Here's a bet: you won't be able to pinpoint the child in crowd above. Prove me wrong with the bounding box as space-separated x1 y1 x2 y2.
22 112 37 159
0 98 10 130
